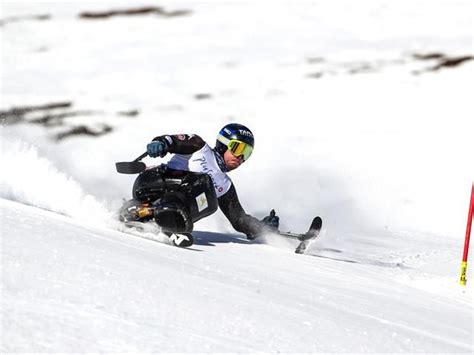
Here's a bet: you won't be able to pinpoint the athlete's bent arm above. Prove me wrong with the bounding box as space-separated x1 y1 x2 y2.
218 184 267 238
152 134 205 155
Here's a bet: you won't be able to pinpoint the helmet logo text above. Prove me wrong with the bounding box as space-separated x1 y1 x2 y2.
238 129 253 137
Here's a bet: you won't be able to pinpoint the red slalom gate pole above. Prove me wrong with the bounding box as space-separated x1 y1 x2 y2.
459 183 474 286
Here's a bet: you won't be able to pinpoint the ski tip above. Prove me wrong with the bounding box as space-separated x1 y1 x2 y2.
310 216 322 231
297 216 323 242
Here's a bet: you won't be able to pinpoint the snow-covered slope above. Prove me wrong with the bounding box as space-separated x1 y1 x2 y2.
1 0 473 352
2 198 472 352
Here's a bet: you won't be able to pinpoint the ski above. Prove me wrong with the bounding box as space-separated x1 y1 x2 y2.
165 231 194 247
122 221 194 248
278 216 323 254
118 200 194 248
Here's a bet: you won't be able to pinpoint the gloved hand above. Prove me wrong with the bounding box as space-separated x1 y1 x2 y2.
261 209 279 231
147 140 167 158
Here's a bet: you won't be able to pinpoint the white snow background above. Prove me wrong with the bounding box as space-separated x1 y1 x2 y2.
1 0 473 352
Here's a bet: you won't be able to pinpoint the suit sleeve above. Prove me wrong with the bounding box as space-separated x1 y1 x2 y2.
152 134 205 155
218 183 266 237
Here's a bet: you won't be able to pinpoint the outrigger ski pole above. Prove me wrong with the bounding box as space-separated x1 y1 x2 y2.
115 152 148 174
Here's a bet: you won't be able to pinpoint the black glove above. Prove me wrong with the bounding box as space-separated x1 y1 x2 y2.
247 210 280 240
147 140 168 158
261 209 279 231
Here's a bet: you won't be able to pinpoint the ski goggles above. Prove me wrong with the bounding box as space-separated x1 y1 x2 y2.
218 136 253 161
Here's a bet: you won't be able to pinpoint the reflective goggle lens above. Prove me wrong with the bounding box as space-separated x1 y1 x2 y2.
228 140 253 161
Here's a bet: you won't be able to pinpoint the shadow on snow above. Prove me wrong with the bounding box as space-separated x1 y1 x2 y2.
193 230 252 247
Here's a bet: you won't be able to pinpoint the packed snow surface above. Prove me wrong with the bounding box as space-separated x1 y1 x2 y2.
2 198 472 352
1 0 473 352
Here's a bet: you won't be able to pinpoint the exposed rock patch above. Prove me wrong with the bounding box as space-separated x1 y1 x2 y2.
306 72 324 79
412 52 445 60
0 14 51 27
305 52 473 79
1 101 140 140
55 124 113 141
79 6 191 20
412 52 474 73
117 110 140 117
306 57 325 64
0 102 72 124
194 93 212 100
29 110 101 127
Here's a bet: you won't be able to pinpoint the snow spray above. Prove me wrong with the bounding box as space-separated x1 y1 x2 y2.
0 134 112 226
459 183 474 286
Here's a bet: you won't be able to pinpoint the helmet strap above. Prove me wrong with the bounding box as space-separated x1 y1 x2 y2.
213 149 229 172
